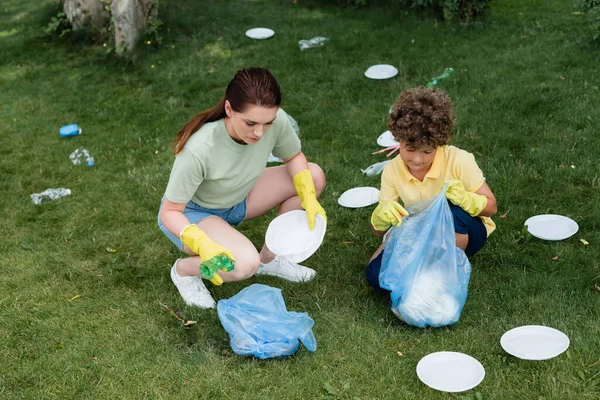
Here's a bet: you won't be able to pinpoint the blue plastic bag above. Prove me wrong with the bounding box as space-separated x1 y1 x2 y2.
217 284 317 359
379 187 472 328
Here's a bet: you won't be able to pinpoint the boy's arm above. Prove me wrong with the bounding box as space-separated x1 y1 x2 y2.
446 179 497 217
370 223 387 237
473 181 497 217
450 149 497 217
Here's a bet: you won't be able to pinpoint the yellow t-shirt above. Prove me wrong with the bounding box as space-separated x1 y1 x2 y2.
379 145 496 235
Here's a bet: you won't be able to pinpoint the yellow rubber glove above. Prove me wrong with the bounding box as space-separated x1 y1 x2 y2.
180 224 236 285
370 201 409 232
445 180 488 217
292 169 327 230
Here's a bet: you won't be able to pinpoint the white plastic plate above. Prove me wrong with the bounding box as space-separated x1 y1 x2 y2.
377 130 399 147
416 352 485 393
265 210 326 263
524 214 578 241
500 325 570 360
245 28 275 40
338 187 380 208
364 64 398 80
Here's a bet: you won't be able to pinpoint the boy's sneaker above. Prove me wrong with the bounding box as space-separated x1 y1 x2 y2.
170 260 216 309
256 255 316 282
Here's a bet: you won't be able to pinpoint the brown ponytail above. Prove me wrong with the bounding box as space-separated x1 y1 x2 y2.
172 67 282 154
173 97 226 154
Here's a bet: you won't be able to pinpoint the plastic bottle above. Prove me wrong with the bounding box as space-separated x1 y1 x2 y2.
30 188 72 205
426 68 455 88
60 124 81 137
361 160 392 177
201 254 235 282
268 112 300 163
287 113 300 136
69 148 95 167
298 37 330 51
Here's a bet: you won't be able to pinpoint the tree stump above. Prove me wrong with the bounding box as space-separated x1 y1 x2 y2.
56 0 109 31
111 0 158 52
55 0 158 52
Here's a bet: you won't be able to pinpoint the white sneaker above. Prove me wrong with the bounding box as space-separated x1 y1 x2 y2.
256 255 316 282
170 260 216 309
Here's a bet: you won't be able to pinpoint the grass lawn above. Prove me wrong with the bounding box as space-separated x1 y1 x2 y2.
1 0 599 398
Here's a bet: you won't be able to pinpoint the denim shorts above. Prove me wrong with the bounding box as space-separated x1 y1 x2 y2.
365 200 487 292
157 197 247 250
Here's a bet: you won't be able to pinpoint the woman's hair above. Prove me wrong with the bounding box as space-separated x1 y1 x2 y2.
173 67 282 154
388 87 455 151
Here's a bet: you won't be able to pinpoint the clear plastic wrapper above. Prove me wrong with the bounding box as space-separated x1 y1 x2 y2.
69 148 94 167
30 188 72 205
298 36 329 50
268 112 300 163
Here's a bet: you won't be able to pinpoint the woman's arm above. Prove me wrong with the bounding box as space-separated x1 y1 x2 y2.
160 198 192 237
474 182 497 217
283 151 309 177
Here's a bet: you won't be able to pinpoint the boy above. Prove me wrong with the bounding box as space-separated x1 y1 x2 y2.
366 87 497 292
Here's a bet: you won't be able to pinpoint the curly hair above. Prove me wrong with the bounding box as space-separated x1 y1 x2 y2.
388 87 455 151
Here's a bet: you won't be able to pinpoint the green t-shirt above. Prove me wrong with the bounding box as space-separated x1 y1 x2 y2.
164 108 301 209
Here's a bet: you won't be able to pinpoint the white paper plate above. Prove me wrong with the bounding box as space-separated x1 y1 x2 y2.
524 214 578 241
245 28 275 40
338 187 380 208
377 130 399 147
364 64 398 80
500 325 570 361
265 210 326 263
417 352 485 393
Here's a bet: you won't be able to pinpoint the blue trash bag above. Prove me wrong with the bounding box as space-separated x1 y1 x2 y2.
379 186 472 328
217 284 317 359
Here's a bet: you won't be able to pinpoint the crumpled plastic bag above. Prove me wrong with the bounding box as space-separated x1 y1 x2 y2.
217 284 317 359
379 185 472 328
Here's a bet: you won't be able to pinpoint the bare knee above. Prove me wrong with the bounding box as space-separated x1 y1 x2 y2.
308 162 326 196
182 245 195 255
227 254 260 281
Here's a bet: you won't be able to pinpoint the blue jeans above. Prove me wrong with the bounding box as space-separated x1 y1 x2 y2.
365 200 487 292
157 197 247 251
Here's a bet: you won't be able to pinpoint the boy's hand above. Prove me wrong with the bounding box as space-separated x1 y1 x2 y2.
371 201 409 232
445 180 488 217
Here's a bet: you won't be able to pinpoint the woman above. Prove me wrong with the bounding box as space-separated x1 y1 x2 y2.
158 67 327 308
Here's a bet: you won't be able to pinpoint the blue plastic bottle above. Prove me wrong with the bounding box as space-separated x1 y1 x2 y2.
60 124 82 137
